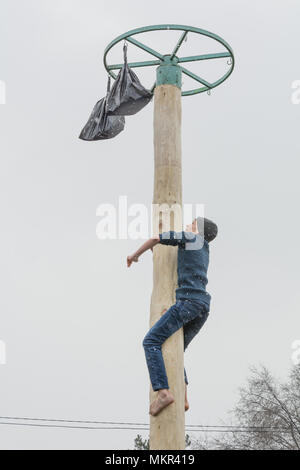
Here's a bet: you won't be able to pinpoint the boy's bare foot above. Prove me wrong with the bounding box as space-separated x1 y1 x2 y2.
149 389 175 416
185 384 189 412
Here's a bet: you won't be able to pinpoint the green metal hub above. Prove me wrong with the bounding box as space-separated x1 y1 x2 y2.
156 65 182 88
103 24 235 96
157 55 182 88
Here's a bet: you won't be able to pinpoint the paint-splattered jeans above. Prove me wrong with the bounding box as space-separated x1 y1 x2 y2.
142 299 209 391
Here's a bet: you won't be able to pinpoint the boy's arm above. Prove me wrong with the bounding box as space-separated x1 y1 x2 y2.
127 235 160 267
127 230 198 268
159 230 196 246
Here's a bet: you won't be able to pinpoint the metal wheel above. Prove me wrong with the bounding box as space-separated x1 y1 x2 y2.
103 24 235 97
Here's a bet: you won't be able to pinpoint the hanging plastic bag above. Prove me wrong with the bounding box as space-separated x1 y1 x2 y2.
79 76 125 141
106 42 153 116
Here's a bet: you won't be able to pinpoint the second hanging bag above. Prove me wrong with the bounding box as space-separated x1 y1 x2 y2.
106 42 153 116
79 76 125 141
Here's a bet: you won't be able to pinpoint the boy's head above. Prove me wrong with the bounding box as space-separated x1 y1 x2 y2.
185 217 218 243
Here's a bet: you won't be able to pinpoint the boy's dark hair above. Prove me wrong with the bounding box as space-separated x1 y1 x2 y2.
196 217 218 243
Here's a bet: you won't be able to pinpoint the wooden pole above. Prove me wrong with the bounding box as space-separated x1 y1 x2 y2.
149 83 185 450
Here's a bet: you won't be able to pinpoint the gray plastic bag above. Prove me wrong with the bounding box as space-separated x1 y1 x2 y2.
106 43 153 116
79 77 125 141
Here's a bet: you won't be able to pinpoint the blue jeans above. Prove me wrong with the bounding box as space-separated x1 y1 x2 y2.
142 299 209 391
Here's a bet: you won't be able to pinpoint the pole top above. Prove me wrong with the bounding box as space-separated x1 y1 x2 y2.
103 24 235 97
156 62 182 89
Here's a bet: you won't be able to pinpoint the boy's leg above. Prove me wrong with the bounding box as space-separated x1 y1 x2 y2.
183 307 209 412
143 301 184 392
143 300 204 391
183 306 209 386
143 300 207 416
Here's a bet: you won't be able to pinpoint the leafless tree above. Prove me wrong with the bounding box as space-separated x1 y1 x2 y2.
192 364 300 450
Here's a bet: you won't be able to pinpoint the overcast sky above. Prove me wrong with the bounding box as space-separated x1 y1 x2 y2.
0 0 299 450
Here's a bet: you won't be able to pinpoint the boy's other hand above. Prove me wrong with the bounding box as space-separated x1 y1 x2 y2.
127 255 139 268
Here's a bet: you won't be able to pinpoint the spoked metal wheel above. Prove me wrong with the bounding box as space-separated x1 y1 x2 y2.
103 24 235 96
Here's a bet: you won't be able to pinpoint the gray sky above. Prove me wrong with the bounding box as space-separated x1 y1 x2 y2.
0 0 299 450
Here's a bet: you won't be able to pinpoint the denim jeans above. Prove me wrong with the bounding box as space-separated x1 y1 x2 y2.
142 299 209 391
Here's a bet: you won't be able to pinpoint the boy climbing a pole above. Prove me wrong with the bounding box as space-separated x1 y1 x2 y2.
127 216 218 417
